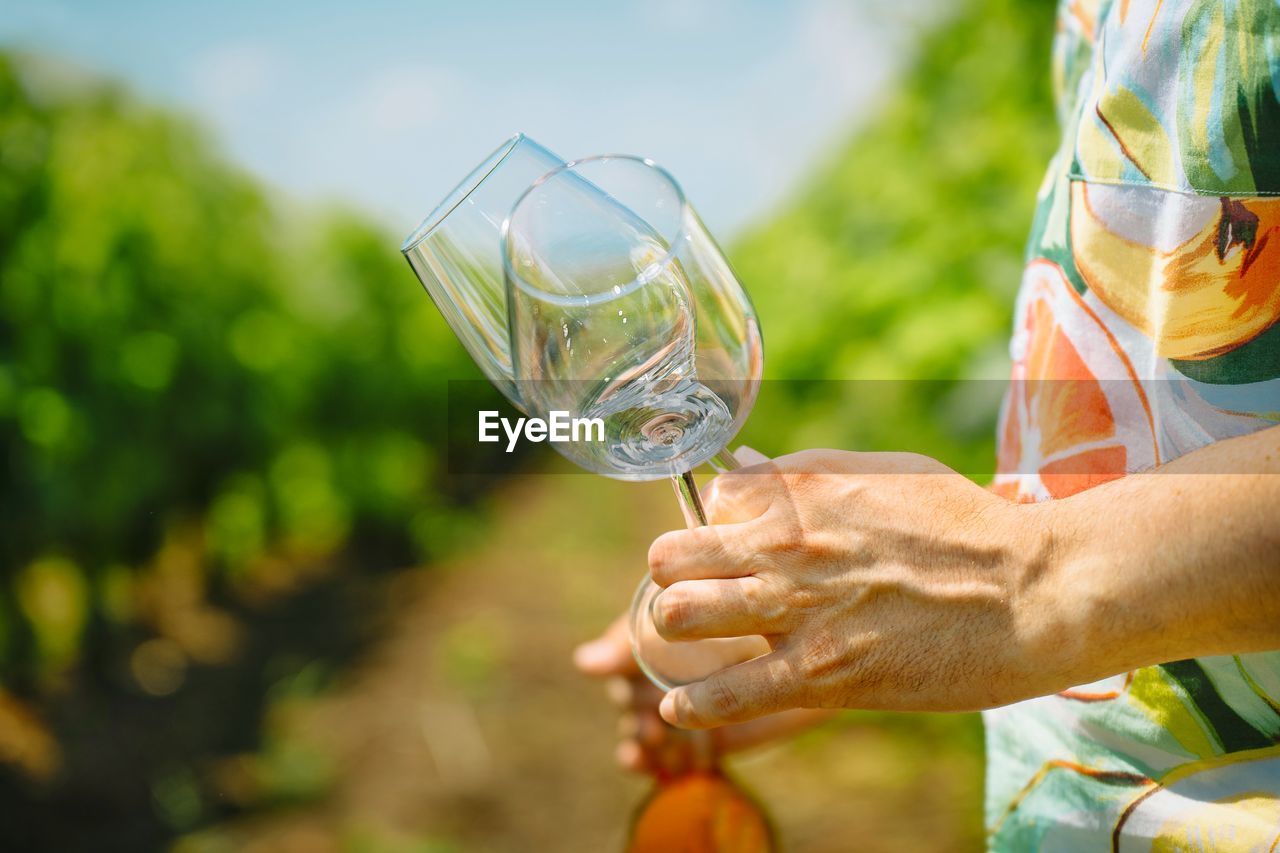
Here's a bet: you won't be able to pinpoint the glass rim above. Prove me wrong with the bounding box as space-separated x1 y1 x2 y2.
500 154 692 307
400 132 527 255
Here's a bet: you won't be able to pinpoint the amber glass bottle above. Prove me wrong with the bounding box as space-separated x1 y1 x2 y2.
626 733 775 852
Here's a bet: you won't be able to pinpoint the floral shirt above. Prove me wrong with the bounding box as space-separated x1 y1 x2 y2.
984 0 1280 848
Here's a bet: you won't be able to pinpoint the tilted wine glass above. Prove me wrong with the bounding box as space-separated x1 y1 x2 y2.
502 155 769 690
401 133 563 408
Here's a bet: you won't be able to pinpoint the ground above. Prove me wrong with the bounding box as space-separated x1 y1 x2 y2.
189 471 986 852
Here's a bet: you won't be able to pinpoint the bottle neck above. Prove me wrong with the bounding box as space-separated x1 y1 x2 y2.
651 728 718 785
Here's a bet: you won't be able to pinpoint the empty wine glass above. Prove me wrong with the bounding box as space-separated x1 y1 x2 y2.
401 133 563 407
502 155 768 690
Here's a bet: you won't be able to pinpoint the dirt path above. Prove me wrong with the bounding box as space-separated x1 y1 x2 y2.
194 473 985 852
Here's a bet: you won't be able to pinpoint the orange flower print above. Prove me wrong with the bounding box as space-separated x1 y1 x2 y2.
993 260 1159 502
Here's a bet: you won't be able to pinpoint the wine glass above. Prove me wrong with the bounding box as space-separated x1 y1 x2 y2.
401 133 563 408
502 155 769 690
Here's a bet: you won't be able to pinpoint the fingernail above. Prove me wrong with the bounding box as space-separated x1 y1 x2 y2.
659 691 678 725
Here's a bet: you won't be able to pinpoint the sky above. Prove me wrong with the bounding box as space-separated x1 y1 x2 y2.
0 0 925 237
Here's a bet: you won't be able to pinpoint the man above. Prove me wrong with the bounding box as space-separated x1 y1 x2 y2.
577 1 1280 847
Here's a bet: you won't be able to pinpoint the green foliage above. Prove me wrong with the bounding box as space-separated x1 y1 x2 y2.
0 0 1062 846
0 53 488 679
0 0 1061 680
734 0 1059 475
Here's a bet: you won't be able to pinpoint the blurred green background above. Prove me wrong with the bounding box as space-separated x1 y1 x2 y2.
0 0 1057 849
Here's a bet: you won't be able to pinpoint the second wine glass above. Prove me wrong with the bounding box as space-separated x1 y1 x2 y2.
402 133 563 408
502 155 768 690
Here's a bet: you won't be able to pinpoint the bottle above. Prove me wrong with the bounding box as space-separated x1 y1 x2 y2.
626 730 775 852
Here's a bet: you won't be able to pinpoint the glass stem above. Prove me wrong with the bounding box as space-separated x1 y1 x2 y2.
709 448 742 474
660 448 747 758
671 470 708 528
669 446 741 530
666 453 743 768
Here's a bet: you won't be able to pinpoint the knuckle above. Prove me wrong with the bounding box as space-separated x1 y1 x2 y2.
703 492 733 524
766 519 807 553
802 528 848 563
647 533 679 581
791 582 828 614
779 468 814 495
705 474 767 523
705 472 743 505
655 587 696 634
843 529 869 558
706 680 743 721
795 631 847 683
743 578 784 625
743 547 776 579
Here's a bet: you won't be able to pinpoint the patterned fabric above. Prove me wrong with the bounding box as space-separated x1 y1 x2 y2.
983 0 1280 848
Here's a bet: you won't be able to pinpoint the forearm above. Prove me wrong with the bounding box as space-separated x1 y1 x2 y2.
648 441 1279 725
1039 425 1280 682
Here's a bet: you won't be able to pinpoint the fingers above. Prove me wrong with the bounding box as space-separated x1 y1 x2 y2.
573 614 638 677
616 707 674 773
619 690 836 769
650 454 793 586
731 445 770 467
660 652 803 729
605 666 674 774
612 677 705 775
652 577 788 641
605 674 664 712
615 702 669 771
648 523 766 586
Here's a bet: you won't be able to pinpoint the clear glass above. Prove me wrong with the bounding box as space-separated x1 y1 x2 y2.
402 133 563 408
503 156 768 690
503 156 762 480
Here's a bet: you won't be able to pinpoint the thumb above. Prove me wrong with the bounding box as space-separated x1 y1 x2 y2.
574 614 638 677
659 651 798 729
732 445 770 466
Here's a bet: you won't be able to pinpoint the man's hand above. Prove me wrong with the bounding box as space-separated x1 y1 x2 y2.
574 446 836 772
651 429 1280 732
574 614 836 773
649 449 1073 729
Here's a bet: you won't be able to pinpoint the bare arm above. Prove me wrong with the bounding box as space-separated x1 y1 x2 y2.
1046 425 1280 678
647 426 1280 729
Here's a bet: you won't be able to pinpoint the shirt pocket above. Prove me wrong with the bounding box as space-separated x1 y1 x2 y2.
1066 179 1280 366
